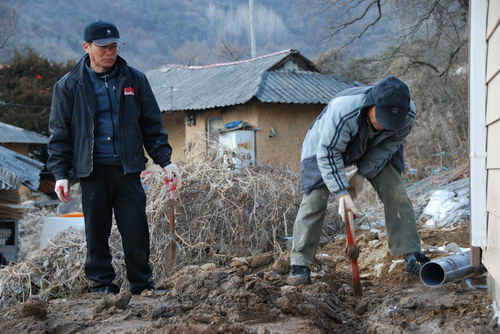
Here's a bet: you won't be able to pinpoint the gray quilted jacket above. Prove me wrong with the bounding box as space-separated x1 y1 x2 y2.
300 85 416 196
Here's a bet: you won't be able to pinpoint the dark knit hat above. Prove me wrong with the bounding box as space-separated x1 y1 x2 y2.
371 76 411 131
84 20 124 46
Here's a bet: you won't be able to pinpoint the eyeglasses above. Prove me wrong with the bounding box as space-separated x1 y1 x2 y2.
92 43 119 52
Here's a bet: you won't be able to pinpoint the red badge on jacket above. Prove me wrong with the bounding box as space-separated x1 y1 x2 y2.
124 87 135 96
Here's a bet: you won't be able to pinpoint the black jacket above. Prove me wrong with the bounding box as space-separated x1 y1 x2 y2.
47 55 172 180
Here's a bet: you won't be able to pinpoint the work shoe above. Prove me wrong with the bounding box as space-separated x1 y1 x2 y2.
130 283 155 295
404 251 431 275
285 265 311 286
89 283 120 295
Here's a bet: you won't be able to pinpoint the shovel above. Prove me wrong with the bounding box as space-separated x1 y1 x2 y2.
164 176 178 273
344 209 362 297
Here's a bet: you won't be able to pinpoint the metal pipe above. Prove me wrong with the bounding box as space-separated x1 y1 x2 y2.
420 251 475 287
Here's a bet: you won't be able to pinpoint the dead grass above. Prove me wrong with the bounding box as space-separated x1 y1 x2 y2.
0 149 349 306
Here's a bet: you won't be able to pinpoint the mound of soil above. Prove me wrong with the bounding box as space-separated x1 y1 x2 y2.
0 225 497 334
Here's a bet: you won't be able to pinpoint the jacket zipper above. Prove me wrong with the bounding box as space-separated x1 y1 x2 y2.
103 75 118 158
116 74 126 174
80 80 94 175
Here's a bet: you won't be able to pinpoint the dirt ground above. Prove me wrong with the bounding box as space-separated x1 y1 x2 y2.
0 224 497 334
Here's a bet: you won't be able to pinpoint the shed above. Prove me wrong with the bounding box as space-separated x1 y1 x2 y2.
0 121 48 156
0 146 45 262
146 49 358 169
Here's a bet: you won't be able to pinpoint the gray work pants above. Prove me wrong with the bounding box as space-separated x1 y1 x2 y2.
290 163 421 267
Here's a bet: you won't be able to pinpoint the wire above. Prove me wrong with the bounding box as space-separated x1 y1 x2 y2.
0 101 50 109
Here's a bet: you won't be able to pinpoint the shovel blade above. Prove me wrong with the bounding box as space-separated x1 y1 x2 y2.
351 259 362 296
165 237 178 272
165 198 178 273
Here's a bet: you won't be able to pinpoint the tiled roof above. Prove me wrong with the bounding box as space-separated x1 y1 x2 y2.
0 122 48 144
0 146 44 191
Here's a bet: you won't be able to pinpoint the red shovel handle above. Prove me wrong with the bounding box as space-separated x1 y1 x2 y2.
345 209 362 297
164 176 177 192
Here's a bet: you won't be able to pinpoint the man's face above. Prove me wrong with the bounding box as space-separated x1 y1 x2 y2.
367 106 384 131
82 42 119 72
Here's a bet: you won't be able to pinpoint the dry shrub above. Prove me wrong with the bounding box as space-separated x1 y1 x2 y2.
0 228 88 308
0 147 346 306
146 152 303 275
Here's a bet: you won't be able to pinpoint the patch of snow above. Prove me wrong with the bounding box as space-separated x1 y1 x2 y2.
422 189 470 227
492 301 500 326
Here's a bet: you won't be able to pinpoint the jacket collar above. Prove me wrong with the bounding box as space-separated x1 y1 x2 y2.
68 54 127 82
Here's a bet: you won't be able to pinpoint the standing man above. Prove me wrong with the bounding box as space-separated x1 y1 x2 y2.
48 20 179 295
287 76 429 285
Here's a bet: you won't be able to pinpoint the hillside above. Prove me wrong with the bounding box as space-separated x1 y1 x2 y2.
0 0 393 71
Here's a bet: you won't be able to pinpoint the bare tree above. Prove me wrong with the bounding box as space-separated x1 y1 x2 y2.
0 7 18 53
215 38 249 62
174 41 214 66
313 0 470 175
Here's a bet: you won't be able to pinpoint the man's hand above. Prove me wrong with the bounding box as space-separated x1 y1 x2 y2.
338 194 359 222
54 179 71 202
163 163 180 188
348 173 365 200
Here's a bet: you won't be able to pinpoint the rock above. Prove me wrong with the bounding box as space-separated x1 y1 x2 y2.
230 257 249 267
221 276 244 290
250 253 274 269
280 285 299 293
271 256 289 274
407 322 420 331
200 263 216 271
316 253 336 268
114 292 132 308
263 271 281 281
355 300 369 315
445 242 462 253
257 327 270 334
374 263 384 277
174 275 191 292
235 265 249 277
94 292 132 313
20 298 48 319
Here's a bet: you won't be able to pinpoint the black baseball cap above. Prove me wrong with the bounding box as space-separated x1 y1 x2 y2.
84 20 124 46
371 76 411 131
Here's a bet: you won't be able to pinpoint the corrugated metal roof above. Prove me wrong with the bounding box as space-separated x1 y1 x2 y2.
0 122 48 144
257 71 355 104
146 49 357 112
0 146 44 191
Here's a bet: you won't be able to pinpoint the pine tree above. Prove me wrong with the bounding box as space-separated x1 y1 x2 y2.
0 47 75 135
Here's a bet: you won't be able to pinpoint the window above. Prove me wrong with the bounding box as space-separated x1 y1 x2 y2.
207 116 223 154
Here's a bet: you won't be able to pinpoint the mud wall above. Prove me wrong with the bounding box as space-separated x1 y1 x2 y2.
161 102 322 170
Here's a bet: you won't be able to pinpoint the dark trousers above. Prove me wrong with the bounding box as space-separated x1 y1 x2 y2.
80 164 152 290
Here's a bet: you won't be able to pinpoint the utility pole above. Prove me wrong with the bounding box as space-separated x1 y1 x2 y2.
249 0 256 58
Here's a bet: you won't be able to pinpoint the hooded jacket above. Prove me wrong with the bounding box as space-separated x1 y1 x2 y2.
300 85 416 196
47 54 172 180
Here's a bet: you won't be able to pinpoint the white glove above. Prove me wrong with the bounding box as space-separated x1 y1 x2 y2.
163 163 180 188
54 179 71 203
338 193 359 222
348 173 365 200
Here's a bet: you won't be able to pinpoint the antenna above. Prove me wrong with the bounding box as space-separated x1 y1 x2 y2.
249 0 256 58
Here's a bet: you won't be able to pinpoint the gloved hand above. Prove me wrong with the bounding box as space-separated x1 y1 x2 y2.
54 179 71 203
348 173 365 200
338 193 359 222
163 163 180 190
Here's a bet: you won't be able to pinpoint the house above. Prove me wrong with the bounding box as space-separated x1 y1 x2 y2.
0 146 45 262
0 121 51 194
469 0 500 317
0 121 48 156
146 49 358 170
